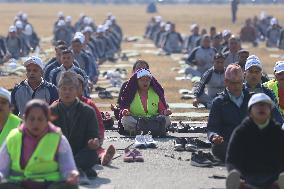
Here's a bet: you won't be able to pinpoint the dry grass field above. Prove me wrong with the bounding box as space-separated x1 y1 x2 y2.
0 3 284 104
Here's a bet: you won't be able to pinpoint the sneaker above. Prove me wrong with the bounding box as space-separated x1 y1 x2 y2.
167 122 178 132
226 170 241 189
123 148 135 162
187 138 211 148
134 134 147 149
79 169 91 185
174 137 187 151
132 149 144 162
185 143 197 152
202 152 222 166
190 151 212 167
144 133 157 148
101 145 116 166
177 121 189 133
187 126 207 133
84 168 97 180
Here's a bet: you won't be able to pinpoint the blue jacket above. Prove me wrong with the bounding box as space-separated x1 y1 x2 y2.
207 89 251 142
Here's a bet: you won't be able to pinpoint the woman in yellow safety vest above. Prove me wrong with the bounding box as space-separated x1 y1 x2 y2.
0 87 21 147
0 99 79 189
120 68 172 135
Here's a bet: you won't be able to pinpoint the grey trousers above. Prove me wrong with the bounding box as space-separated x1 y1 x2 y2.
121 115 171 135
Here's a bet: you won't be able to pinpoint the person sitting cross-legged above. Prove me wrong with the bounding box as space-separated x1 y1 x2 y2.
120 69 172 136
207 64 251 162
192 53 225 109
0 99 79 189
226 93 284 189
50 71 99 184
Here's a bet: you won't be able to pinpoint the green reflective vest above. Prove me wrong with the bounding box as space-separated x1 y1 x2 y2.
6 128 62 182
130 87 159 117
265 80 284 115
0 113 21 146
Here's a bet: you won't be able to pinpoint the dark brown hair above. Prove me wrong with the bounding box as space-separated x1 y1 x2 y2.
24 99 50 121
133 59 150 72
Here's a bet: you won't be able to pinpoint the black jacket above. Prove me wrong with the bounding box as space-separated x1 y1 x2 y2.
50 99 99 155
226 117 284 178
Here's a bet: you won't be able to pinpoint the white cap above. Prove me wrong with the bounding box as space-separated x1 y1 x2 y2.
107 12 113 17
22 13 28 21
66 16 72 23
270 18 278 25
103 24 109 31
57 20 65 27
23 24 33 36
136 69 152 79
248 93 273 110
247 55 260 61
155 16 162 22
165 24 171 31
15 20 23 29
190 24 198 31
274 62 284 74
9 25 17 33
57 11 64 18
74 32 85 44
24 56 44 70
97 25 104 33
83 17 91 25
245 58 262 71
160 22 165 27
0 87 11 104
110 15 116 21
82 26 93 33
222 29 231 37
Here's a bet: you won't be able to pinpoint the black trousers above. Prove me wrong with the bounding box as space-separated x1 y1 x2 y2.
211 142 228 162
74 147 99 171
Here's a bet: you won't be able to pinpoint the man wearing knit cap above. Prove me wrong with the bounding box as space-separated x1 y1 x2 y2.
223 37 241 67
0 87 21 146
264 61 284 116
226 93 284 189
266 18 281 48
5 25 23 59
183 24 201 53
243 57 283 123
161 23 183 54
11 56 58 118
207 64 251 162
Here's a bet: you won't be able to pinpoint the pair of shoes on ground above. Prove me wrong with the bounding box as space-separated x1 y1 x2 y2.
174 137 211 152
190 151 221 167
123 148 144 162
134 133 157 148
79 168 97 185
101 145 116 166
168 121 206 133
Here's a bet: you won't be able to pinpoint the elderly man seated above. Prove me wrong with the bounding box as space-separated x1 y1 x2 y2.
207 64 251 162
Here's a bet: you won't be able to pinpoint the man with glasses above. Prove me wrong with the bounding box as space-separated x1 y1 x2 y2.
207 64 251 162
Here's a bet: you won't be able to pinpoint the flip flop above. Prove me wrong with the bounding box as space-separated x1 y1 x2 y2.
101 145 116 166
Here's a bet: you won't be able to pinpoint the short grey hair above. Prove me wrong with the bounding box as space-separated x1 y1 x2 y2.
58 71 80 88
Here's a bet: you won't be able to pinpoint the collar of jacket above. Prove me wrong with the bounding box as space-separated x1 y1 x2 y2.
213 67 225 74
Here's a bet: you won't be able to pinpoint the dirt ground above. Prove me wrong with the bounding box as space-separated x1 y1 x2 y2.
0 3 284 188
